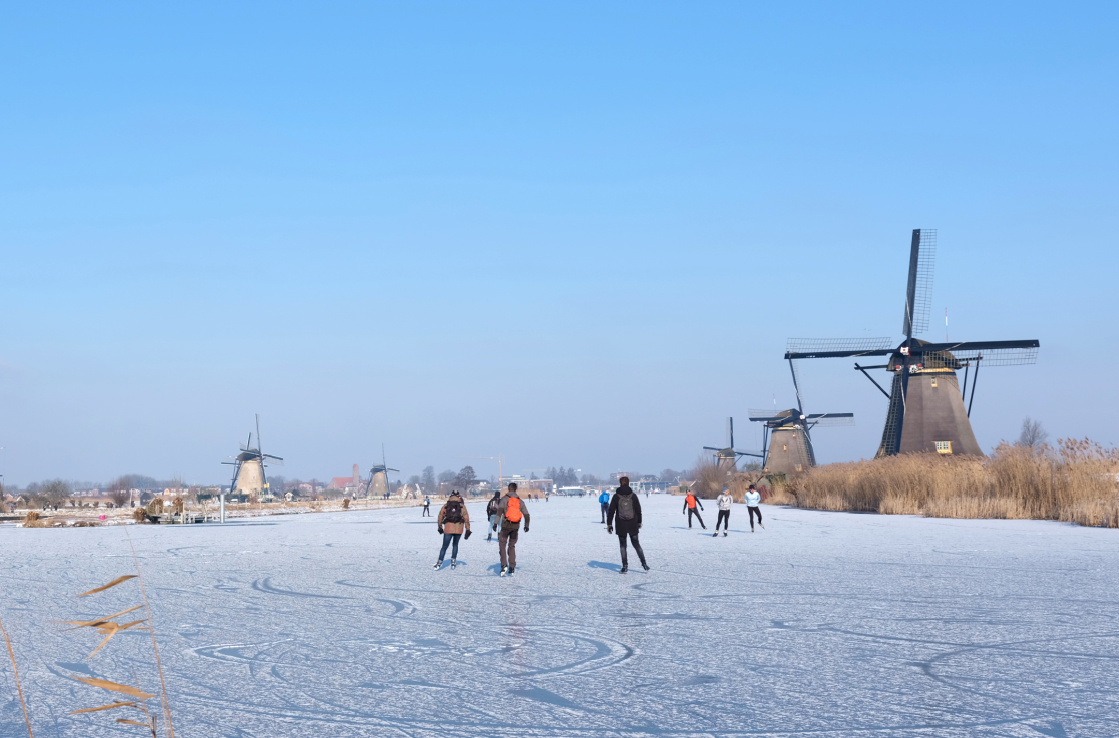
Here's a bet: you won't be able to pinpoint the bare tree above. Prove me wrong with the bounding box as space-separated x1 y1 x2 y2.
1019 417 1049 448
108 476 131 507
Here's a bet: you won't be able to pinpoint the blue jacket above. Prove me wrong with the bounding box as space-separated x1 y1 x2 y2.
598 491 610 505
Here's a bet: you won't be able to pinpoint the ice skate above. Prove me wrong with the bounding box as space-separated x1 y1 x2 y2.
507 566 515 576
434 561 442 570
712 532 718 537
642 562 650 571
620 565 627 574
450 559 456 569
723 531 728 537
500 566 508 577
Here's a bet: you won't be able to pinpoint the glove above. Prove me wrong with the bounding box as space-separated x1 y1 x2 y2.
523 527 529 534
607 526 613 534
492 524 497 532
464 529 472 540
437 526 444 534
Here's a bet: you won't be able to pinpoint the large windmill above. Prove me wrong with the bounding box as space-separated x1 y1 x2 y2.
747 408 854 474
785 229 1039 457
364 444 400 498
222 415 283 500
702 417 764 472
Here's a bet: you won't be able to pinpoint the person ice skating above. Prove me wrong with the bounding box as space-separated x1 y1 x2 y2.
485 489 501 541
492 482 530 576
745 484 763 532
683 490 706 529
434 490 470 569
607 477 648 573
422 496 431 517
598 489 610 523
714 486 732 537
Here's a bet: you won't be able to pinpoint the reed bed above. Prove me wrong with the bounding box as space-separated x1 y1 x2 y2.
772 439 1119 527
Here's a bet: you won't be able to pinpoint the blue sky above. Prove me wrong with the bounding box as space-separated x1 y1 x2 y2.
1 2 1116 485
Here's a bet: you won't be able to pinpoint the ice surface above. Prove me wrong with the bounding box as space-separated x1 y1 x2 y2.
1 496 1117 737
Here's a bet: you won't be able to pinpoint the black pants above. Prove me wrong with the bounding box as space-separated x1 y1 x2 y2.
687 508 705 528
748 506 762 530
617 530 647 568
438 533 461 561
716 509 730 531
600 502 609 522
423 506 431 517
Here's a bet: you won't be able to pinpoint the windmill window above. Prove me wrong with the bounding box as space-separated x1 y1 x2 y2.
783 444 788 451
795 464 802 472
935 441 952 454
930 377 938 388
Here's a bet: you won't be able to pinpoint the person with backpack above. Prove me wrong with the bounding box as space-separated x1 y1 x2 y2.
598 489 610 523
745 484 764 532
683 490 706 529
714 485 732 537
434 490 471 570
492 482 530 577
422 496 431 517
606 476 648 573
485 489 501 541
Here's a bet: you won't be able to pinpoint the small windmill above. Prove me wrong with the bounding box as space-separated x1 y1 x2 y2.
785 229 1039 457
702 417 764 472
364 444 400 498
748 408 854 474
222 414 283 500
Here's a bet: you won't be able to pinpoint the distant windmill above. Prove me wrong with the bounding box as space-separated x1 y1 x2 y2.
222 414 283 500
747 408 854 474
702 417 764 472
785 229 1039 457
364 444 400 498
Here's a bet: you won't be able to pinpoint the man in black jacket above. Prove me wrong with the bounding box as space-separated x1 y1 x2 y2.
606 477 649 574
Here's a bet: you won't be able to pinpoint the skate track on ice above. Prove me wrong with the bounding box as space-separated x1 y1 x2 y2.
1 496 1117 737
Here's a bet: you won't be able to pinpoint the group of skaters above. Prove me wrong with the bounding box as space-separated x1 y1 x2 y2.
430 478 763 575
682 485 763 535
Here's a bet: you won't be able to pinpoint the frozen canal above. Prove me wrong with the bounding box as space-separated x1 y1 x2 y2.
2 495 1117 737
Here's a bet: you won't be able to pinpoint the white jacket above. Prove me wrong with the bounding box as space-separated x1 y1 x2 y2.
716 493 733 511
745 490 761 507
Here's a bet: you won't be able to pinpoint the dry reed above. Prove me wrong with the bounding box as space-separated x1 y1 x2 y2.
0 617 33 737
781 438 1119 527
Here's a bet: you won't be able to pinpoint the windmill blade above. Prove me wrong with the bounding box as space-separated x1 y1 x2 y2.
263 458 284 467
785 337 896 360
808 416 856 428
702 446 723 452
915 339 1039 367
747 415 783 422
726 417 734 449
263 454 284 461
805 412 854 419
902 229 936 339
387 467 400 473
733 449 765 459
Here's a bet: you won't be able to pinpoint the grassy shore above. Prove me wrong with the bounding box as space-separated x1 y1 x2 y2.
764 439 1119 528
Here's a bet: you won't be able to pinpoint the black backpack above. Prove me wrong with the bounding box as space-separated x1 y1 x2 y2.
444 498 464 524
617 494 635 521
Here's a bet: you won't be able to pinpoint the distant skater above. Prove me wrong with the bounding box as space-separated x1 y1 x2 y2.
745 484 763 532
486 489 501 541
493 482 530 577
434 490 470 569
714 486 732 537
422 496 431 517
607 477 648 573
598 489 610 523
683 490 706 529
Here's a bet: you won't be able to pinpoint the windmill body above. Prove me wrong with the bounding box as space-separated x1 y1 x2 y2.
748 409 854 475
785 230 1039 458
222 415 283 501
876 346 982 457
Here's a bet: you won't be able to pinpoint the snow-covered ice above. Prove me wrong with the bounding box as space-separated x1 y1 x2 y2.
2 496 1117 737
